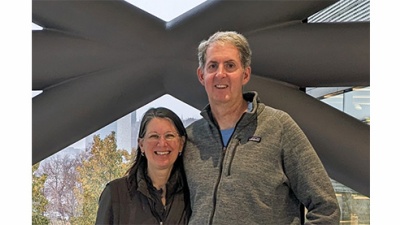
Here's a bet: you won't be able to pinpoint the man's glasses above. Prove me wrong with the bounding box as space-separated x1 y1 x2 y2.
144 132 180 144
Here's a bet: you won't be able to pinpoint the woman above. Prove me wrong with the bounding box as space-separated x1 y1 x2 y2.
95 107 191 224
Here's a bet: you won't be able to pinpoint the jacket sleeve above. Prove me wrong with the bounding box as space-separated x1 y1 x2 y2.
95 183 113 225
280 112 341 224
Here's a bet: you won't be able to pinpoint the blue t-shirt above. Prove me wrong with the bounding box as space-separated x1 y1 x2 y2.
220 101 253 146
221 127 235 147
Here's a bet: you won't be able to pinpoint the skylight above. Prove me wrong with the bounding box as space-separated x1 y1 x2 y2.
125 0 206 21
32 23 42 30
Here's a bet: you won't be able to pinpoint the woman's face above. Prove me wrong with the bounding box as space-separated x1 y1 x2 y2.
138 117 185 171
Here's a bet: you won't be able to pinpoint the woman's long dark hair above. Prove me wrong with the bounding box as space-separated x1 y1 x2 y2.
126 107 187 187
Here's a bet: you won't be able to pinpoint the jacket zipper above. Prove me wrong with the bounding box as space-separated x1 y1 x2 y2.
159 202 167 225
209 113 246 224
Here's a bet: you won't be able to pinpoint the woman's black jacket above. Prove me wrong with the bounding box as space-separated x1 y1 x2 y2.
95 163 191 225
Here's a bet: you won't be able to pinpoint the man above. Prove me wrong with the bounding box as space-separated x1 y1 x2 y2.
183 31 340 224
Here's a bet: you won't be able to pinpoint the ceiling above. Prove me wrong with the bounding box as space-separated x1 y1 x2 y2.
32 0 370 196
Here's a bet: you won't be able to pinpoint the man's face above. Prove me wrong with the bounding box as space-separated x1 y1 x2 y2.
197 42 251 104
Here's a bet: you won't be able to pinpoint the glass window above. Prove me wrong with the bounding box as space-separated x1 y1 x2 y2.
313 86 370 224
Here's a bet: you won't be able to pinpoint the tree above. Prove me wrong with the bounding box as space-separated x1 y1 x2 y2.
71 132 132 225
32 163 50 225
41 153 81 224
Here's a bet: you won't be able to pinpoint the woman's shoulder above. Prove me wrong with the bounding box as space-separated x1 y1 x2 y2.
108 176 128 184
105 176 130 192
101 176 132 201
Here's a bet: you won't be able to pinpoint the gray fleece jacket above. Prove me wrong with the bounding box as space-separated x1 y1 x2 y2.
183 91 340 225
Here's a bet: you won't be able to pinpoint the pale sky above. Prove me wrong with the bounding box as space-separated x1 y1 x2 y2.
136 94 202 121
